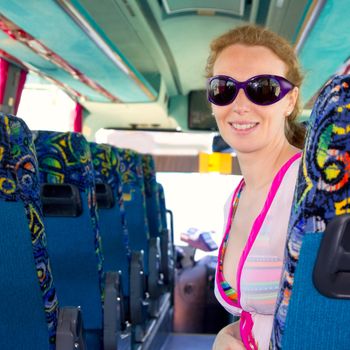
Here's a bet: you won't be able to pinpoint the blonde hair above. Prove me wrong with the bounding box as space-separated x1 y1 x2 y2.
206 25 305 149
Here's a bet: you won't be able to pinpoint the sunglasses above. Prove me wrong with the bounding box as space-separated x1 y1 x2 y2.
207 74 295 106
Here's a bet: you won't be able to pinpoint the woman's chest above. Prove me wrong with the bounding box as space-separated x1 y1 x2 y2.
222 192 266 290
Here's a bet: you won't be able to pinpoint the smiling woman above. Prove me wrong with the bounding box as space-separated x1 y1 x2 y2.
207 25 305 350
1 1 350 349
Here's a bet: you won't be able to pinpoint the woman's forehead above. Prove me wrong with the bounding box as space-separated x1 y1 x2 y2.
213 44 287 78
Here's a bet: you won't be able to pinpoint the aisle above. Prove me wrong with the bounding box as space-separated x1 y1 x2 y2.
160 333 216 350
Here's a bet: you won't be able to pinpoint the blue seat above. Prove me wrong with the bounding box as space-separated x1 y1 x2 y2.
114 148 150 274
90 142 134 348
33 131 104 349
157 183 168 237
0 113 59 349
142 155 173 291
141 154 162 239
157 182 175 287
90 142 130 294
141 155 175 293
271 75 350 349
114 148 166 320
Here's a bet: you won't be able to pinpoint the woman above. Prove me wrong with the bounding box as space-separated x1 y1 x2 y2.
207 25 305 350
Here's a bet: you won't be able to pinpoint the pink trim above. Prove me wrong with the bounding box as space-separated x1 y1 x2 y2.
240 311 258 350
215 179 244 307
237 152 301 345
14 69 27 114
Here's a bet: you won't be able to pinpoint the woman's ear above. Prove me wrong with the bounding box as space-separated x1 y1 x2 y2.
286 87 299 116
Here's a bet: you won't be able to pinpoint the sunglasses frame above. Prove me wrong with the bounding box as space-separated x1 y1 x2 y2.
207 74 295 106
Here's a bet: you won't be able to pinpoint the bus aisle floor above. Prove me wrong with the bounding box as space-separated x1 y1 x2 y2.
160 333 216 350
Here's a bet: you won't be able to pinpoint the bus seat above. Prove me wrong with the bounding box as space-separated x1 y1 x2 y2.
271 75 350 349
158 183 168 235
141 154 162 240
33 130 104 349
89 142 132 346
141 154 166 298
113 148 165 319
90 142 129 293
157 182 175 288
0 114 85 350
0 113 59 349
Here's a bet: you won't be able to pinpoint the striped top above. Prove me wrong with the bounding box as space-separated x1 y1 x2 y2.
215 153 301 350
218 182 243 303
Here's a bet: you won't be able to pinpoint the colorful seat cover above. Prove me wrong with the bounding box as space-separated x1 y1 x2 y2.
0 114 58 349
271 75 350 349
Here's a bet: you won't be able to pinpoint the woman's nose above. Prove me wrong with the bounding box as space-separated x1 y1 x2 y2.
230 88 250 114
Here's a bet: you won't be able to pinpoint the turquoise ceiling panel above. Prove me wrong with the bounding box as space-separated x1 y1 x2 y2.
0 0 157 102
0 31 109 102
299 0 350 104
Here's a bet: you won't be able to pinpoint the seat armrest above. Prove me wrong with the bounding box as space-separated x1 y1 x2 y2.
160 229 175 287
130 251 149 325
56 307 86 350
148 236 164 298
103 271 122 350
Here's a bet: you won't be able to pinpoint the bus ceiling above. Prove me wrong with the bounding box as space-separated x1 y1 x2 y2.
0 0 349 132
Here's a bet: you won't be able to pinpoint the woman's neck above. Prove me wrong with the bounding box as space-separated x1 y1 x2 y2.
237 139 299 192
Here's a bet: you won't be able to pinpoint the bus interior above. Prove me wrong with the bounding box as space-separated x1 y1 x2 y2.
0 1 350 349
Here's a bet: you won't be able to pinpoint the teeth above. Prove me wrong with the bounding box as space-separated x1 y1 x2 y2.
231 123 257 130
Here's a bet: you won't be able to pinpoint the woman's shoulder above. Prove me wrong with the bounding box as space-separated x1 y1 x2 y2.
272 151 301 186
264 151 301 208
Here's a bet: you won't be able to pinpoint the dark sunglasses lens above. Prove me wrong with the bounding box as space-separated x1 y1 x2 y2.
247 77 281 105
209 77 236 105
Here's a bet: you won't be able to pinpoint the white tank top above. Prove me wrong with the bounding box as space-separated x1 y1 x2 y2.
215 153 301 350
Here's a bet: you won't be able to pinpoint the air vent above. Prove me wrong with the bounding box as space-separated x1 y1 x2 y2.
161 0 245 17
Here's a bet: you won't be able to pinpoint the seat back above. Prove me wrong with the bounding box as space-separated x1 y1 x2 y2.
157 182 175 287
141 154 162 239
114 148 150 273
0 113 58 349
157 182 168 234
90 142 130 295
33 130 103 348
271 75 350 349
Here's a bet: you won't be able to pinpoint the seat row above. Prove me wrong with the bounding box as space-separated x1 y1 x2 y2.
0 113 174 350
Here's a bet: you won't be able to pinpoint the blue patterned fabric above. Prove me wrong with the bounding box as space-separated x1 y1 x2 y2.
90 142 130 293
33 130 103 284
90 142 117 189
117 148 145 189
142 154 162 238
115 148 148 232
33 131 104 346
113 148 151 272
0 113 58 349
271 75 350 349
157 183 168 232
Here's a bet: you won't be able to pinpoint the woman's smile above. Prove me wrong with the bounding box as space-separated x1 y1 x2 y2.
228 121 259 134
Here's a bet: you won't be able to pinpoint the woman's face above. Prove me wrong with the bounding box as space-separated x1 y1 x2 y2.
211 44 298 154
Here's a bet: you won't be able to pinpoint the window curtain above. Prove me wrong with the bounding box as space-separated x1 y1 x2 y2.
72 102 83 132
0 58 9 107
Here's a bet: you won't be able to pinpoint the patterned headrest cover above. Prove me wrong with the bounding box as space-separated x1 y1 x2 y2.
90 142 117 189
33 130 94 191
113 147 144 188
0 114 58 348
271 75 350 348
141 154 157 196
33 130 104 295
